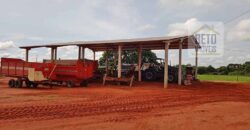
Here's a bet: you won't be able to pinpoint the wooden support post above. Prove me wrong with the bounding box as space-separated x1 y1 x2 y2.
93 50 96 61
78 46 82 60
118 45 122 78
82 46 85 60
138 45 142 82
51 48 54 62
178 40 183 85
164 42 170 88
195 47 198 80
112 48 117 77
105 50 108 74
25 49 30 62
113 50 117 69
54 47 57 60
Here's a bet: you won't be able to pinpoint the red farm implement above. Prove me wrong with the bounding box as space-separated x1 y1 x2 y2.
0 58 98 88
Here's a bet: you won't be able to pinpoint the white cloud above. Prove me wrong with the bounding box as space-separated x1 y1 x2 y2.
85 48 94 60
16 49 25 59
227 19 250 41
226 56 234 62
56 0 142 40
159 0 215 7
58 46 78 54
0 52 11 57
27 36 44 41
4 33 25 41
159 0 250 7
57 46 98 60
137 24 155 32
167 18 203 36
0 41 15 50
95 52 103 60
152 50 163 58
57 46 78 59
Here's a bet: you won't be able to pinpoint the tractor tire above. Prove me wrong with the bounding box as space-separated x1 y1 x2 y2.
15 79 23 88
168 74 175 83
66 81 75 88
25 80 31 88
33 83 38 88
80 80 88 87
31 83 38 88
8 79 16 88
143 70 156 81
25 80 38 88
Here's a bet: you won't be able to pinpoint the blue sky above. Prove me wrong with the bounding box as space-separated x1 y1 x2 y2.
0 0 249 67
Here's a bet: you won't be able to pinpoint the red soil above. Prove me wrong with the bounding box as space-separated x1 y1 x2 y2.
0 77 250 130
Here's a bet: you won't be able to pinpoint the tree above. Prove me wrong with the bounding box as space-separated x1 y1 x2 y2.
227 64 241 72
244 63 250 76
99 51 115 66
217 66 228 75
198 66 208 74
207 65 216 73
98 50 158 66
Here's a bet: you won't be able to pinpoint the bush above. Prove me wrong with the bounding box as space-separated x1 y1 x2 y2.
198 66 208 74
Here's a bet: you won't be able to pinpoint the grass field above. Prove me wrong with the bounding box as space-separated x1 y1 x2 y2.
198 74 250 82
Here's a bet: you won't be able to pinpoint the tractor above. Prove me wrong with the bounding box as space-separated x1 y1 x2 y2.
141 58 178 82
141 58 194 83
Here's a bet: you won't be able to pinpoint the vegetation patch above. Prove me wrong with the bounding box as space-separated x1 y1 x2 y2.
198 74 250 82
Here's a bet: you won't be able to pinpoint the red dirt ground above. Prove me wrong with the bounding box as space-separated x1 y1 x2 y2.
0 77 250 130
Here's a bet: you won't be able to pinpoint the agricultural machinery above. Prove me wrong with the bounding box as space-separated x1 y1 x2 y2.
0 58 98 88
141 58 195 83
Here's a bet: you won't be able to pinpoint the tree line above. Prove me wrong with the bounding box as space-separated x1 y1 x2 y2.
198 62 250 76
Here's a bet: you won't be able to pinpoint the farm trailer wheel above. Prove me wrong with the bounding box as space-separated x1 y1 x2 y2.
66 81 75 88
8 78 37 88
65 80 88 88
25 80 38 88
8 79 16 88
15 78 23 88
80 80 88 87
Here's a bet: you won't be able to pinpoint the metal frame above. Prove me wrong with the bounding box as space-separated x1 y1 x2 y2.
20 35 200 87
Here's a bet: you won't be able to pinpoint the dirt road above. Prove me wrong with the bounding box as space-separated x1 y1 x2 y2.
0 78 250 130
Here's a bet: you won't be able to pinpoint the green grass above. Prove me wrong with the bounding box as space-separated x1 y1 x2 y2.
198 74 250 83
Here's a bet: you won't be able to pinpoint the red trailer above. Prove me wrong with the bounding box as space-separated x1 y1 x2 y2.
0 58 98 88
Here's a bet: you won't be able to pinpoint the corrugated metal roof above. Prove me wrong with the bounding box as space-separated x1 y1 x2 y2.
20 35 200 51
